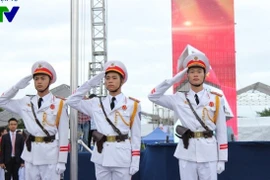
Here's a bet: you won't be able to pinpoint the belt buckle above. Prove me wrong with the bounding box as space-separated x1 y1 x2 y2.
107 136 116 142
194 132 203 138
35 137 43 142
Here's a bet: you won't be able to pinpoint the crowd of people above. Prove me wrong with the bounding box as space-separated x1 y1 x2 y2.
0 51 228 180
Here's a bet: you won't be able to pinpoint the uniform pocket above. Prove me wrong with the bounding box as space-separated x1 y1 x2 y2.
115 142 132 163
22 107 34 119
205 137 217 144
43 110 58 127
45 141 58 160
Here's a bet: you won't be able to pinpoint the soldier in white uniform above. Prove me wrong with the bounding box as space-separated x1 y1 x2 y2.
66 60 141 180
0 61 69 180
148 53 228 180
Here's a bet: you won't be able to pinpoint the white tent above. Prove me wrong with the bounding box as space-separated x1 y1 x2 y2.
238 117 270 141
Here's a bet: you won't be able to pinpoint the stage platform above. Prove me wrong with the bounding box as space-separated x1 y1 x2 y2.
64 142 270 180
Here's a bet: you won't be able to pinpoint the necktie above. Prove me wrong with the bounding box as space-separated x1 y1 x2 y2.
110 97 116 110
12 132 15 156
38 98 43 108
195 94 199 105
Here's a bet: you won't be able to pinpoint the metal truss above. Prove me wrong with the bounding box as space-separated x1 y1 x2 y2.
89 0 107 96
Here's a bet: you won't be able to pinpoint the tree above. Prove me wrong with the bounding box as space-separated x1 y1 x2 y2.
17 119 25 129
256 108 270 117
0 108 3 112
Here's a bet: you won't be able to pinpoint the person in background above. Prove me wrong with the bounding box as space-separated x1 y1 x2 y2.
0 118 24 180
16 130 22 135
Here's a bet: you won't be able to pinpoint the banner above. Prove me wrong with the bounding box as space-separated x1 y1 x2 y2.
171 0 237 136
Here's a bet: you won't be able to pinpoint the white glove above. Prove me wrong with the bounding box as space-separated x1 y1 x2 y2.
87 71 105 87
167 68 188 85
14 75 32 90
55 162 66 175
129 156 140 175
129 166 139 175
217 161 225 174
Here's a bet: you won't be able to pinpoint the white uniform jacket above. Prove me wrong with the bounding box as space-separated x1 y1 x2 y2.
148 80 228 162
66 79 141 168
0 87 69 165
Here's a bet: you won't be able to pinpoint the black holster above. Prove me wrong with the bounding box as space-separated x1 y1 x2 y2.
92 130 106 153
175 125 191 149
23 130 31 152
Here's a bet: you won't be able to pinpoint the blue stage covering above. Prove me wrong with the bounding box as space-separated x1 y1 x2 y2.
64 142 270 180
142 127 174 144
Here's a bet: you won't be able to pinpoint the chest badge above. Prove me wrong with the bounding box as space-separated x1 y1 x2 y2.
50 104 55 110
209 102 214 107
122 105 127 111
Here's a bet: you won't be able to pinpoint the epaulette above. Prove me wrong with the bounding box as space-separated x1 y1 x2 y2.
129 97 140 103
55 96 67 100
210 91 223 97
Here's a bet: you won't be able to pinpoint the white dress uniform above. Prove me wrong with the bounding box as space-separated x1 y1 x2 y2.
0 61 69 180
66 61 141 180
148 53 228 180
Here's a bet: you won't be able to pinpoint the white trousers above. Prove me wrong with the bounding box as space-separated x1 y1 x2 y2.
0 168 4 180
95 163 131 180
18 167 25 180
25 161 59 180
179 159 217 180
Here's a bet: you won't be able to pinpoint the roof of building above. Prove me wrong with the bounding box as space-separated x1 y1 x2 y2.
237 82 270 96
237 82 270 106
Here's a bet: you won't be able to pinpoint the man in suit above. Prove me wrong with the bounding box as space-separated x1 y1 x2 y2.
66 60 141 180
0 61 69 180
148 52 228 180
0 118 24 180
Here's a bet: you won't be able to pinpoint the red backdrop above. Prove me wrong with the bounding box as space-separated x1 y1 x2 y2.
171 0 237 136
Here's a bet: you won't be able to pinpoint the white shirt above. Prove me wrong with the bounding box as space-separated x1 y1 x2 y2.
190 89 205 105
9 130 16 157
109 93 123 107
37 93 51 108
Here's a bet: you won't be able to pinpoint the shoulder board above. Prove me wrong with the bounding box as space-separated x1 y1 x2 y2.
55 96 66 100
210 91 223 97
129 97 140 103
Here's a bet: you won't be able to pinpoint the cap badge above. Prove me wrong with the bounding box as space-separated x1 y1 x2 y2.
194 56 198 60
38 64 42 68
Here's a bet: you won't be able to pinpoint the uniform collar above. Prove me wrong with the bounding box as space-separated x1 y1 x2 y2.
190 89 205 100
37 92 52 102
109 93 123 104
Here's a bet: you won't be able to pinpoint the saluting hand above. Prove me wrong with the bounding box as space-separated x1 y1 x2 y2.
14 75 32 90
168 67 188 85
87 71 105 87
